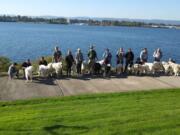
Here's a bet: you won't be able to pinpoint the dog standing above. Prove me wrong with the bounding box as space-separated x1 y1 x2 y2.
25 66 34 82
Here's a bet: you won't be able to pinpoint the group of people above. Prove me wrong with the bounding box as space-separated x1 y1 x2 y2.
53 46 164 76
117 48 163 72
8 45 165 79
53 46 84 76
8 59 32 80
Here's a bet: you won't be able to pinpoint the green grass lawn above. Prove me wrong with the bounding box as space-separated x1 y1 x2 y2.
0 89 180 135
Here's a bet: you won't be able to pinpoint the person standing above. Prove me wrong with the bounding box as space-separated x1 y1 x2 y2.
75 48 84 76
53 46 62 63
124 48 134 73
153 48 163 62
140 48 148 63
116 48 125 74
103 48 112 77
65 50 74 77
87 45 98 75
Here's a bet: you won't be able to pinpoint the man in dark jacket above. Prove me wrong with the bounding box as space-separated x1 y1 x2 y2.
65 50 74 77
53 46 62 63
39 57 48 66
124 48 134 73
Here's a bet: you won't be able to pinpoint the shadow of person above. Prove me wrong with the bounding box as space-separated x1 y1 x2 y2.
44 124 89 135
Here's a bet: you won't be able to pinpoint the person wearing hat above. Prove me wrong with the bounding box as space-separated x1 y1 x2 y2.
65 50 74 77
53 46 62 63
75 48 84 75
87 45 98 75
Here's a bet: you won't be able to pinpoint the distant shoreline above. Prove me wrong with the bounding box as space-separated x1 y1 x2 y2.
0 15 179 30
0 21 179 30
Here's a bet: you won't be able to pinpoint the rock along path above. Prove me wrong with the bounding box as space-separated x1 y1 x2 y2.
0 76 180 101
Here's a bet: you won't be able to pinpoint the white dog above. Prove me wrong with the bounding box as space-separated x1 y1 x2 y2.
48 62 63 76
168 62 180 76
39 65 50 77
144 62 164 75
132 64 144 75
162 61 173 75
25 66 34 82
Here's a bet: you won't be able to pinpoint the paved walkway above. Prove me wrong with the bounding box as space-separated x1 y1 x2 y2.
0 76 180 101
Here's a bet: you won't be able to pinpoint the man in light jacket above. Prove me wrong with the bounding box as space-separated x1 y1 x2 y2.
140 48 148 63
75 48 84 75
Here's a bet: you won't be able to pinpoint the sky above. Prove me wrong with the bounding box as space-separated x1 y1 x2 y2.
0 0 180 20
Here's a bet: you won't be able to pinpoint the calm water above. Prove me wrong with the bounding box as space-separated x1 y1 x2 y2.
0 22 180 64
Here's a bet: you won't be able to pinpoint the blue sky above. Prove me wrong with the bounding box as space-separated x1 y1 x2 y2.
0 0 180 20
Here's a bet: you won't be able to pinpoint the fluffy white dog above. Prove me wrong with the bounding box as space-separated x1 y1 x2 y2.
132 64 144 75
162 61 173 75
39 65 51 77
25 66 34 82
48 62 63 76
168 62 180 76
144 62 164 75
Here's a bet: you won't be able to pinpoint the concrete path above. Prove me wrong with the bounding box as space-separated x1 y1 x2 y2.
57 76 180 96
0 77 63 101
0 76 180 101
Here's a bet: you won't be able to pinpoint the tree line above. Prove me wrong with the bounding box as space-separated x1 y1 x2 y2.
0 15 68 24
0 15 178 28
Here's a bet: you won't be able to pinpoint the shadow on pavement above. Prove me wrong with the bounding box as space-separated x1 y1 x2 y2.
33 77 57 86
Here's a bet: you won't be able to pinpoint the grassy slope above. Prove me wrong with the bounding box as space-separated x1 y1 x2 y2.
0 89 180 135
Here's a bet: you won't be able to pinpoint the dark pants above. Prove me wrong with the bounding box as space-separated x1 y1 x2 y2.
124 60 133 73
22 68 26 78
154 58 160 62
104 65 111 77
89 59 96 74
77 62 82 74
9 70 19 79
142 59 147 64
66 64 72 76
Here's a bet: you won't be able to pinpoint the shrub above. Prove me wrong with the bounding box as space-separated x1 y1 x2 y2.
0 57 11 72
